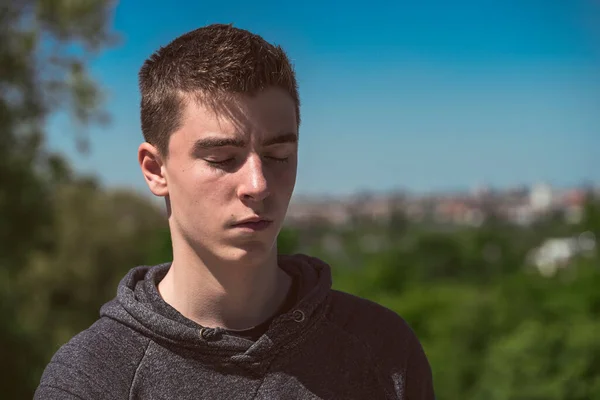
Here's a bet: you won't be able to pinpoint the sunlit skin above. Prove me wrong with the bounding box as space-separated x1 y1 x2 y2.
138 87 298 330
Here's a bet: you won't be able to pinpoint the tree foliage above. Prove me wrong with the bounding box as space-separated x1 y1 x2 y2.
0 0 120 396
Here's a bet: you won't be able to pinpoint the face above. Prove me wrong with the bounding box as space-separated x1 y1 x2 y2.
139 87 298 266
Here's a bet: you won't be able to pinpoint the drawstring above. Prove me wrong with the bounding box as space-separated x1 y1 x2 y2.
199 326 226 341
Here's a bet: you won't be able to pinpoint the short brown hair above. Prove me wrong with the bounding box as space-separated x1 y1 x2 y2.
138 23 300 156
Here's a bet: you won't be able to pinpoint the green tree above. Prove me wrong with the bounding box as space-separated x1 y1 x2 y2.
473 261 600 400
19 181 166 379
0 1 118 397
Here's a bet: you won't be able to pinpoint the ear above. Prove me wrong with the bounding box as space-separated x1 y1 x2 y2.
138 142 168 197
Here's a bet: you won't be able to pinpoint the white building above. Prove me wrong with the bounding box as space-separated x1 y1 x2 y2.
529 183 553 212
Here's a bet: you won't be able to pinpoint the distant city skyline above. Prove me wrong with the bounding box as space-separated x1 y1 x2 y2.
46 0 600 197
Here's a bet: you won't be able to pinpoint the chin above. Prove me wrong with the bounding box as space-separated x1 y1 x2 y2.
218 239 276 265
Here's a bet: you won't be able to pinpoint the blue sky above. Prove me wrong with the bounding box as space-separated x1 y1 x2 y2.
47 0 600 196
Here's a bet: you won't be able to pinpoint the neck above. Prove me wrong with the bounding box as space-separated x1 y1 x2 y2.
158 239 291 331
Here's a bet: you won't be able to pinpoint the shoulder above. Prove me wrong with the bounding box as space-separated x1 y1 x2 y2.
35 317 150 399
326 289 419 354
326 290 435 399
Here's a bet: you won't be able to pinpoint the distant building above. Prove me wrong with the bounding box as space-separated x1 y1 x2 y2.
529 183 553 212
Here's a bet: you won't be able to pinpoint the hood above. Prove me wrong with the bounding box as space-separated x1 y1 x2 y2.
99 254 332 365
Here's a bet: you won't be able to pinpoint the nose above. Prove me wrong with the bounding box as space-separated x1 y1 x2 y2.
236 154 270 202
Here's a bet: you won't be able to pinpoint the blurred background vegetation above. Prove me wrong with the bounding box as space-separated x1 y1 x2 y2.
1 1 599 399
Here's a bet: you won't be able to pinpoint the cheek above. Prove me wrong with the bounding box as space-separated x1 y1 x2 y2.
282 159 298 182
270 164 297 193
176 161 220 189
169 164 225 205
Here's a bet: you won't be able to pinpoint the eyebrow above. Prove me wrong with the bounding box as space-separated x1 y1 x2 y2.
192 137 245 151
263 132 298 146
192 132 298 151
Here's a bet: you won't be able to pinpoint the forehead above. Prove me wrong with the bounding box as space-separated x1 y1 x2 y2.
177 88 298 144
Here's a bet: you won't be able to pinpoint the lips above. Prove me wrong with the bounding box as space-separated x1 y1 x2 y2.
231 218 273 231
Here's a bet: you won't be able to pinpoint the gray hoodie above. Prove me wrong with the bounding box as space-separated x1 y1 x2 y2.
35 254 435 399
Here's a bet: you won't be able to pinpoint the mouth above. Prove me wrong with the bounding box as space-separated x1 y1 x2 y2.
231 217 273 232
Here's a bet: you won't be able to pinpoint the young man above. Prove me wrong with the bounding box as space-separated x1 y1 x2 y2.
35 24 435 399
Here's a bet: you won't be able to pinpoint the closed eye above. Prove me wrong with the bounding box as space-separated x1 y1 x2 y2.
205 158 236 169
265 156 289 163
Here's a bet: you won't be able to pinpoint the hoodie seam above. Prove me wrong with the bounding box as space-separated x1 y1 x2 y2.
250 299 331 399
128 338 151 400
324 315 396 400
38 385 86 400
250 356 275 399
275 295 331 355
